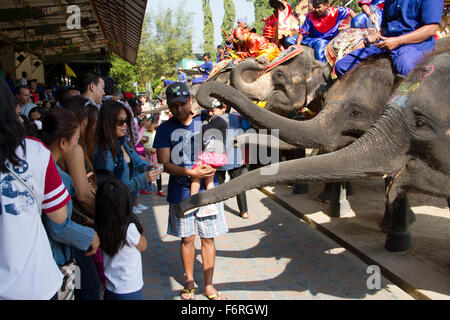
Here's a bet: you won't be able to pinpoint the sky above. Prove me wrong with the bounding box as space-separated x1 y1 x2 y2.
146 0 255 53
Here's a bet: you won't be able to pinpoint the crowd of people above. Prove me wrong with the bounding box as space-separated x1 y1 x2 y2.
0 0 446 301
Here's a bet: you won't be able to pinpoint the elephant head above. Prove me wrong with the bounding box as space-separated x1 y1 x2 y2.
229 46 330 117
198 56 396 151
173 48 450 217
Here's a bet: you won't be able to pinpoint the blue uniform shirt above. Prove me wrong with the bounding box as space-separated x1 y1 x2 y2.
199 60 213 76
381 0 443 50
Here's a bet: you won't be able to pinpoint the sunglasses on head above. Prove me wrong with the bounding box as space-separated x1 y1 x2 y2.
116 118 128 126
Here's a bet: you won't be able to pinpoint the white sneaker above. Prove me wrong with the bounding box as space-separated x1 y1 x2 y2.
133 207 143 215
136 204 148 211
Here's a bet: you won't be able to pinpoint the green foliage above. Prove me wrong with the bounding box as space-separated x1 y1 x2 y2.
109 54 138 93
246 0 274 35
109 2 194 95
331 0 361 13
202 0 215 59
221 0 236 44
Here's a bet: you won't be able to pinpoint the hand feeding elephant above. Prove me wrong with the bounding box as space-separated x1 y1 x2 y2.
173 48 450 252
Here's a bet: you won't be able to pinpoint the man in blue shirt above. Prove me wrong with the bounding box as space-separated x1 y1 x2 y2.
177 68 187 83
192 53 213 84
153 82 228 300
285 0 356 63
335 0 444 77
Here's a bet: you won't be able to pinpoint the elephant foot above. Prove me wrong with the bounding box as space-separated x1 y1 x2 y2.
385 231 414 252
326 199 354 218
293 182 309 195
319 182 335 202
345 181 355 196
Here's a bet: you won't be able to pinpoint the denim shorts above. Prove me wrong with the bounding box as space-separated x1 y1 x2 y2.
168 202 228 239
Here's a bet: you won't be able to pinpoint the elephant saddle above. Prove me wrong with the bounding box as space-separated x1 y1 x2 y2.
264 45 304 74
207 59 237 81
325 27 378 79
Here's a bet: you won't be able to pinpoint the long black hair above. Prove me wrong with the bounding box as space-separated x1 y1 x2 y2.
95 100 134 162
0 78 25 173
95 179 143 256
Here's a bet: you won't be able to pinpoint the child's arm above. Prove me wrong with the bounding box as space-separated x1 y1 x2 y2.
136 234 147 252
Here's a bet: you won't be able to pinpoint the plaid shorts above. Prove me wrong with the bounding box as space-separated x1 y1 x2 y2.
167 202 228 239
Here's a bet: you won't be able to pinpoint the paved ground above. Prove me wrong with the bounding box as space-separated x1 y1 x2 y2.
136 175 412 300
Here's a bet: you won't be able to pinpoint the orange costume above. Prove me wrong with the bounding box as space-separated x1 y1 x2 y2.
231 27 280 62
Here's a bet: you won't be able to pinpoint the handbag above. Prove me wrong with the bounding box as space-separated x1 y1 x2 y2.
71 171 96 226
6 163 76 300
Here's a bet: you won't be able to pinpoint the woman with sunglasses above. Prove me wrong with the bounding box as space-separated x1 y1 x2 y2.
93 100 162 210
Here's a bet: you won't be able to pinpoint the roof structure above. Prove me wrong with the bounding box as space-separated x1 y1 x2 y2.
0 0 147 65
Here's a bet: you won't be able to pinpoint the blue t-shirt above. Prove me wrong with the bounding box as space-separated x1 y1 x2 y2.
381 0 443 50
153 114 217 204
178 72 187 83
199 60 213 76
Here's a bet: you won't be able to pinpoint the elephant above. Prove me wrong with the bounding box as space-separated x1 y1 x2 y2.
173 47 450 252
228 45 331 117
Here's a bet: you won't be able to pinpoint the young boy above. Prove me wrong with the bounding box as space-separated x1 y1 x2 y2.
285 0 356 63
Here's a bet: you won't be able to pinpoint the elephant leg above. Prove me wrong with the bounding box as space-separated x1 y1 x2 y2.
293 148 309 194
324 182 354 218
385 192 414 252
345 181 355 196
381 177 416 233
319 182 335 202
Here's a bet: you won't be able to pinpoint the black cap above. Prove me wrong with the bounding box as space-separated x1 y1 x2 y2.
166 82 190 107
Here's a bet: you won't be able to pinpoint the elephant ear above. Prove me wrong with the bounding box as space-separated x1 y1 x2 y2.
305 59 331 106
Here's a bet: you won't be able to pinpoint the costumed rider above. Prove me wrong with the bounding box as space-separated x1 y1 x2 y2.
192 53 214 84
285 0 356 63
264 0 300 48
351 1 384 30
229 24 280 64
335 0 444 78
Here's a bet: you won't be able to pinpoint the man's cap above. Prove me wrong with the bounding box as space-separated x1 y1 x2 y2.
211 98 223 109
166 82 190 107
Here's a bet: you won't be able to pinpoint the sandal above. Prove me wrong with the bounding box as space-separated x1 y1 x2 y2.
204 291 227 300
181 288 196 300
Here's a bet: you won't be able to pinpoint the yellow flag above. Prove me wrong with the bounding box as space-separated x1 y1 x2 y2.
65 64 76 78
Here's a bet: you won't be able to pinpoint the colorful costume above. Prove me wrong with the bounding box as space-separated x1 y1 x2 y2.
230 27 280 62
351 1 385 29
335 0 444 77
285 7 352 63
264 0 299 46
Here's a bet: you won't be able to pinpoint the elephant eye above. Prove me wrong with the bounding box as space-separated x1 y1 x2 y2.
351 110 360 117
415 119 425 128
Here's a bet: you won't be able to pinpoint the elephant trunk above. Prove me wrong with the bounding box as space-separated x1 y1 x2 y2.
173 106 411 217
230 60 274 101
197 81 335 148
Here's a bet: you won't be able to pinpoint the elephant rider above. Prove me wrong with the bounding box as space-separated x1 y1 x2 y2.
335 0 444 78
263 0 299 47
228 26 280 63
192 53 213 84
285 0 356 63
351 0 385 30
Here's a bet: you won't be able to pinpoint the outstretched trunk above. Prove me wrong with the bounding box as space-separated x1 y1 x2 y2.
173 106 411 217
230 60 274 101
196 81 348 149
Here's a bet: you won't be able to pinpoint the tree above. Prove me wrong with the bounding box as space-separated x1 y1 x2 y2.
202 0 215 58
221 0 236 44
110 3 195 95
246 0 273 34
